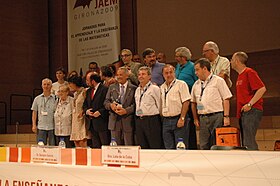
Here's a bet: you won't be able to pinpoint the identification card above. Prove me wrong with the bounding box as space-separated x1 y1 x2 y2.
162 107 168 114
41 111 48 116
197 102 204 110
136 109 143 115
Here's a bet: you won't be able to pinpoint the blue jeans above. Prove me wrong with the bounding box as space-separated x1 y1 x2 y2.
240 108 263 150
162 116 190 149
37 129 55 146
199 112 223 150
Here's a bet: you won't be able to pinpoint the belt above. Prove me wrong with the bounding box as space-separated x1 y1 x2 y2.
136 114 159 120
200 111 223 117
163 115 180 119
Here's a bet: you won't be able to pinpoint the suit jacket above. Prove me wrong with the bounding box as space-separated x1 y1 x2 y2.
83 83 109 132
104 81 137 132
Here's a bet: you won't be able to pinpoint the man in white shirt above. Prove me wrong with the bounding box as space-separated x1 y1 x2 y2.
135 66 163 149
191 58 232 150
160 64 191 149
202 41 232 87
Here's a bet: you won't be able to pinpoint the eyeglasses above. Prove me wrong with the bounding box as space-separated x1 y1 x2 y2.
121 54 131 58
175 55 182 58
202 49 211 53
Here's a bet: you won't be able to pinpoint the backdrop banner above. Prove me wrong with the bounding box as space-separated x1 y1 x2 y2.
67 0 120 74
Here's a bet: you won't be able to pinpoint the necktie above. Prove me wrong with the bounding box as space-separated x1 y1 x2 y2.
120 85 125 104
91 87 95 100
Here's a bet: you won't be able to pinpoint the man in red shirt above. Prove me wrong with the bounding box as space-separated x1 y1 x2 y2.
231 52 266 150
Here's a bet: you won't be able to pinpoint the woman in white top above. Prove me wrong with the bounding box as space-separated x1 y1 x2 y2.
52 67 68 96
54 85 73 148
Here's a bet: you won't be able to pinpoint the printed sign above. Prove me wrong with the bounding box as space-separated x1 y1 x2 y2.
101 146 140 166
31 146 61 164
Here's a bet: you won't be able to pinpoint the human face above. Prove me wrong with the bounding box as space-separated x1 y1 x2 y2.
230 54 238 70
202 44 214 60
194 64 206 81
41 80 52 93
86 72 93 87
157 53 165 63
138 70 151 85
144 52 156 67
89 64 98 72
58 87 68 100
121 52 132 64
116 69 128 84
132 55 141 63
175 52 184 65
68 82 77 92
56 70 65 81
163 66 175 84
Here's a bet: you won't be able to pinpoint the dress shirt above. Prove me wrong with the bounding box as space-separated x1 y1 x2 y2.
191 74 232 114
160 79 191 117
211 55 232 87
31 93 57 130
135 81 161 116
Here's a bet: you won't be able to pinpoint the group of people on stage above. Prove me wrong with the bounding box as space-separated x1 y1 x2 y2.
31 41 266 150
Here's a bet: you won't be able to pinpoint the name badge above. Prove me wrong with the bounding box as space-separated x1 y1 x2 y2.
197 103 204 110
162 107 168 114
136 109 143 115
41 111 48 116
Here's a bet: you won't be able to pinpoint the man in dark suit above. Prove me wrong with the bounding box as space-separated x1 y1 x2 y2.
104 67 137 145
83 72 110 148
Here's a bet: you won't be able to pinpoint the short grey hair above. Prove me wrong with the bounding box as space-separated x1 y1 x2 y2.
121 49 132 55
234 51 248 65
42 78 52 84
205 41 219 54
138 66 151 75
118 66 129 75
175 47 192 60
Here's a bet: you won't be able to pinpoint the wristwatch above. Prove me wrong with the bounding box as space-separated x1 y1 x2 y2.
224 115 229 118
181 117 185 121
247 103 252 107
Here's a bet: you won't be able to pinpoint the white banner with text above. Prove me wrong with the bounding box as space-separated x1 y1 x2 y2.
67 0 120 74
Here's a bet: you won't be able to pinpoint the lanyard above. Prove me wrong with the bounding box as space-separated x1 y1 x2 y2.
139 82 151 107
164 79 176 105
200 75 213 101
211 56 220 74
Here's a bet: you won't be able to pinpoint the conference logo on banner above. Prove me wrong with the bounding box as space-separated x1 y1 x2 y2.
68 0 120 74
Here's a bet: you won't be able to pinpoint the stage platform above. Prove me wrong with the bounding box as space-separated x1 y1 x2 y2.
0 148 279 186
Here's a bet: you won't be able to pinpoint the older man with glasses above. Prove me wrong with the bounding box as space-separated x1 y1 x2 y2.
121 49 143 85
202 41 232 88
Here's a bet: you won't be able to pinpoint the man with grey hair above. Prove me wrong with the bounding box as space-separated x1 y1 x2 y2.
31 78 57 145
121 49 142 85
202 41 232 87
134 66 163 149
175 46 198 149
104 67 137 145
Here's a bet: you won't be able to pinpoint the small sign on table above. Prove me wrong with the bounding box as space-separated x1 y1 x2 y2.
31 146 61 164
101 146 140 167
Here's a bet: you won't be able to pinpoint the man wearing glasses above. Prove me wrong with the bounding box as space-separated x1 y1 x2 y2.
121 49 142 85
202 41 232 88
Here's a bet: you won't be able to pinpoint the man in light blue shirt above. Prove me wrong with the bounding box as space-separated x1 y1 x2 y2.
31 78 57 145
